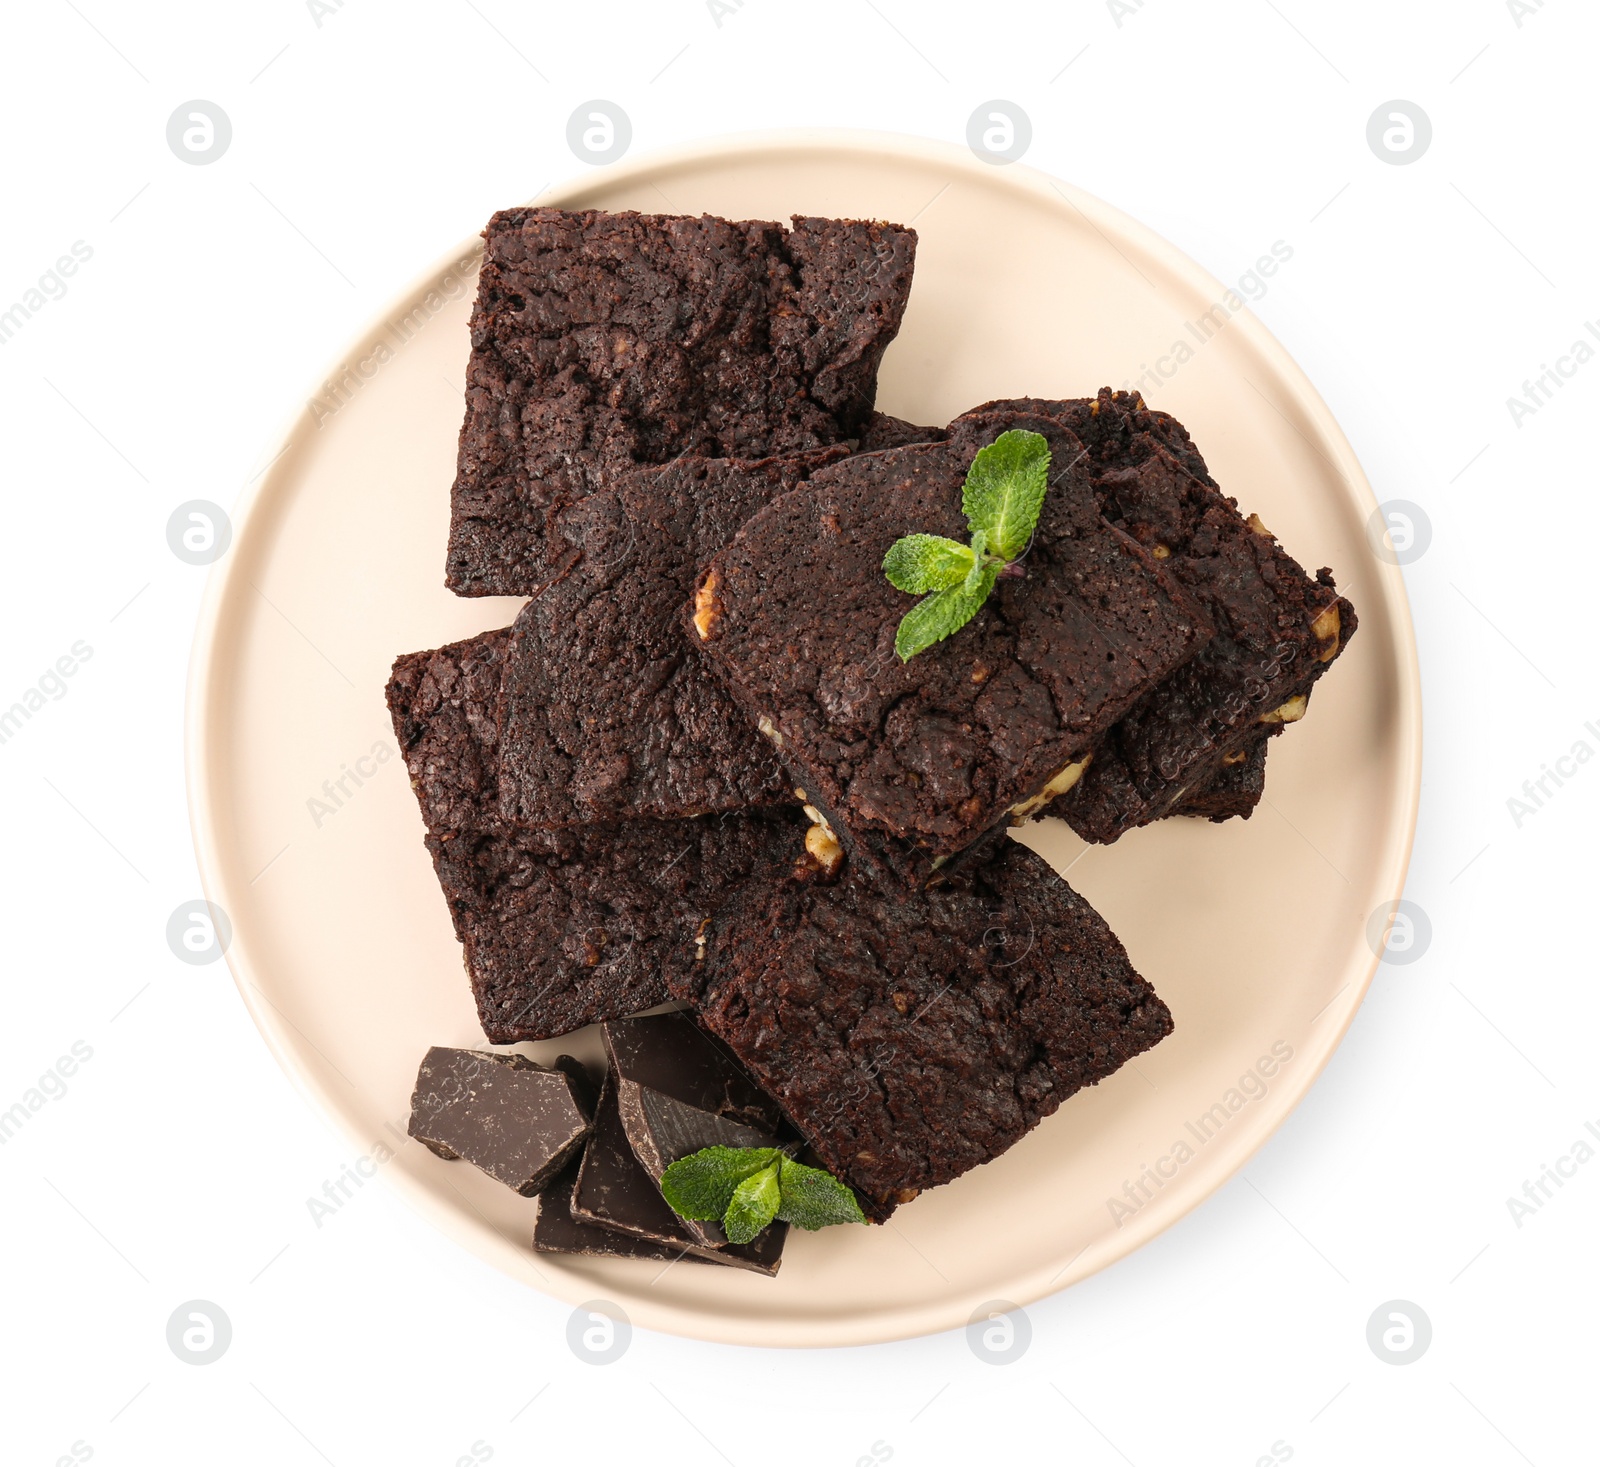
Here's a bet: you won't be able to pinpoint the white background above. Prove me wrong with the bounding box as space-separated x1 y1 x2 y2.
2 1 1595 1463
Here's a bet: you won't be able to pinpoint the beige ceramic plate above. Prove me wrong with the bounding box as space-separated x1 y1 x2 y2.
187 131 1420 1346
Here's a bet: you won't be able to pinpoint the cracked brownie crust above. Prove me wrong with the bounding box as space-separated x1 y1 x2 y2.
690 412 1210 879
386 630 803 1041
672 838 1174 1221
495 450 845 828
955 392 1356 843
446 209 917 595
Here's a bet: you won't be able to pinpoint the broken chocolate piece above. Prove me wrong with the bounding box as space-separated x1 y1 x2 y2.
533 1157 712 1264
603 1011 791 1248
408 1046 593 1197
603 1011 785 1134
572 1070 786 1274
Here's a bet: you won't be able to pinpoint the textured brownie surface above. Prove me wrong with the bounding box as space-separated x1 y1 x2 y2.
386 630 803 1042
447 208 917 595
955 392 1355 842
690 412 1210 877
496 451 843 827
672 838 1174 1221
856 412 945 452
1172 736 1270 822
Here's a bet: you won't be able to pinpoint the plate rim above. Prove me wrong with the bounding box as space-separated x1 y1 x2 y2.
185 126 1423 1347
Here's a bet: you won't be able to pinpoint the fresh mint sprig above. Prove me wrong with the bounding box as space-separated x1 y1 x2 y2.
659 1145 866 1244
882 429 1052 661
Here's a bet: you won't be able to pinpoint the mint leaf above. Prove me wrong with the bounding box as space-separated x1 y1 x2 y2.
962 527 990 594
723 1161 781 1245
960 429 1051 561
894 565 998 662
884 430 1055 662
658 1145 869 1243
775 1157 867 1231
882 534 975 594
660 1146 783 1222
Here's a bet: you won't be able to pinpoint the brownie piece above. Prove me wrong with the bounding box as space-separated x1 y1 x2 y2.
1172 736 1270 822
856 412 945 451
672 837 1174 1221
953 392 1355 842
496 451 844 828
407 1046 593 1195
534 1156 714 1264
386 630 805 1041
689 411 1210 882
447 208 918 595
572 1069 786 1273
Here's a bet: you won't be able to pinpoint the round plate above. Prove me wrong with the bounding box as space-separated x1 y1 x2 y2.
186 130 1419 1347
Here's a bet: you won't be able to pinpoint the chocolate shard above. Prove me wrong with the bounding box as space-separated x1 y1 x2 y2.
572 1070 786 1275
602 1011 785 1133
602 1011 791 1248
619 1086 781 1249
534 1157 713 1264
408 1046 594 1197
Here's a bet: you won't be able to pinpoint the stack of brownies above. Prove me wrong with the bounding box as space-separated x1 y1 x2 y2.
386 206 1356 1252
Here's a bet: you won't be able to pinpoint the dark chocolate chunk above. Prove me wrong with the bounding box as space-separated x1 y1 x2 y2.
603 1011 789 1248
602 1011 785 1134
407 1046 592 1196
689 411 1210 883
572 1071 786 1274
534 1157 714 1264
447 208 918 596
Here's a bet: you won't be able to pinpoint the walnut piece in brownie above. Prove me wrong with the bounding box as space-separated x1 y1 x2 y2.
689 411 1211 883
495 450 844 828
953 392 1355 843
671 837 1174 1221
385 630 802 1042
447 209 918 596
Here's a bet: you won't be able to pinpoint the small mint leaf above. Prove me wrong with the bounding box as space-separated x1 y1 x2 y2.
961 430 1051 561
775 1158 867 1231
882 534 975 594
894 564 999 662
963 526 990 595
722 1161 781 1244
660 1146 783 1222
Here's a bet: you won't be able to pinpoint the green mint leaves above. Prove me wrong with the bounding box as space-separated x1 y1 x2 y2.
659 1145 867 1245
882 429 1052 661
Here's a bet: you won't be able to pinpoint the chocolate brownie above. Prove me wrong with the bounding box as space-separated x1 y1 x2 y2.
671 837 1174 1220
1172 736 1270 822
386 630 804 1041
689 411 1211 882
447 208 918 595
953 392 1355 842
856 412 945 452
496 450 844 827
